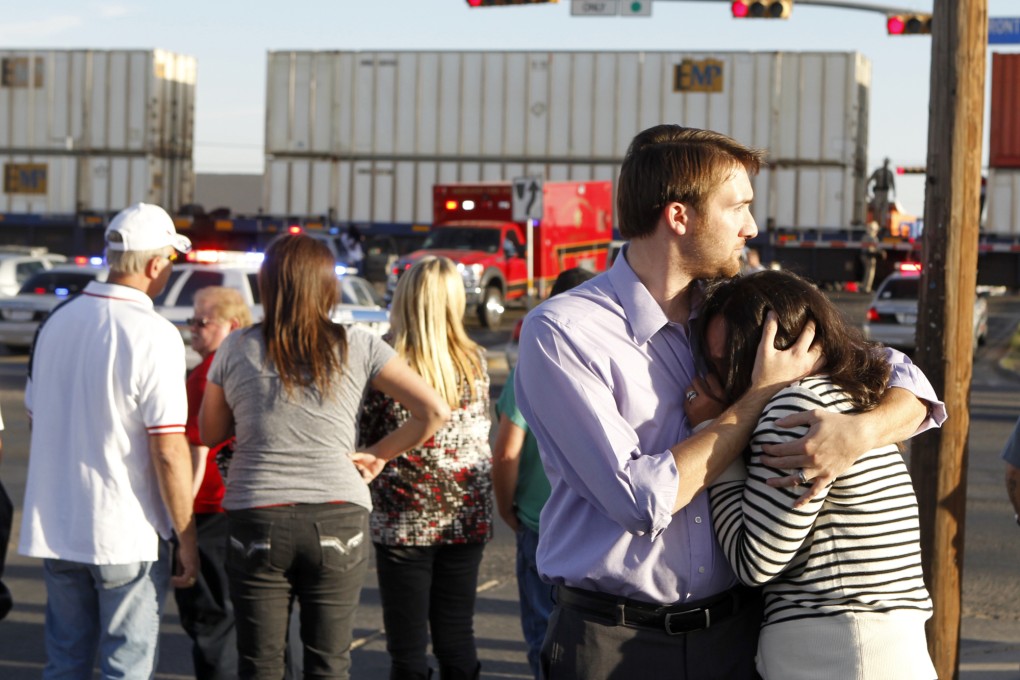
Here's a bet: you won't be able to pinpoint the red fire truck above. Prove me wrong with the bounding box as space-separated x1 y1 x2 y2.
389 180 613 329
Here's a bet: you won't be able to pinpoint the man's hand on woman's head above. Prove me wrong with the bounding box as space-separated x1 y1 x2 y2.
750 312 823 394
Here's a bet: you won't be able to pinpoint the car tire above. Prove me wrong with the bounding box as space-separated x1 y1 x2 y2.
478 284 504 330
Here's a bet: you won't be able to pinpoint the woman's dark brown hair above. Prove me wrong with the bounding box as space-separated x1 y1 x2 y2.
259 233 347 396
697 270 889 410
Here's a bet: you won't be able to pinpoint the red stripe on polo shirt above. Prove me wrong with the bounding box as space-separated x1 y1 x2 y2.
147 424 186 433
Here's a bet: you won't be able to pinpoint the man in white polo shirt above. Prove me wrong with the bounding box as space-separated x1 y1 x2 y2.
19 202 199 678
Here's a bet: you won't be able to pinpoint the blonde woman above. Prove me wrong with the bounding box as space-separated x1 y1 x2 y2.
175 286 251 679
200 234 449 680
358 256 493 680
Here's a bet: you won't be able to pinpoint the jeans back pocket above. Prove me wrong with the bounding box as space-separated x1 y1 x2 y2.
226 517 274 574
315 512 367 573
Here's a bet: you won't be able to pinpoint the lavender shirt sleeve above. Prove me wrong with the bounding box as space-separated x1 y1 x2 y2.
514 313 678 539
884 347 947 434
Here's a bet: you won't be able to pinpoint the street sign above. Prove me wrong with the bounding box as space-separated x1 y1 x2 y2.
620 0 651 16
989 17 1020 45
512 176 543 222
570 0 618 16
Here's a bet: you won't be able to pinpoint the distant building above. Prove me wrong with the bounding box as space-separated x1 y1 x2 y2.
194 174 262 214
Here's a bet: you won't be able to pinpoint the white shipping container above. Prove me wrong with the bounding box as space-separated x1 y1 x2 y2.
0 153 193 214
0 49 196 156
265 50 870 230
986 168 1020 237
265 157 854 234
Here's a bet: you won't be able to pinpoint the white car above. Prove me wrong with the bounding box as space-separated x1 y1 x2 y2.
863 262 989 351
333 274 391 337
0 261 108 349
155 252 390 363
0 246 68 298
155 256 264 342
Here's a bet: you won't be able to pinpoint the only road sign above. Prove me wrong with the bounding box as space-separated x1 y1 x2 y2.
512 176 543 222
570 0 618 15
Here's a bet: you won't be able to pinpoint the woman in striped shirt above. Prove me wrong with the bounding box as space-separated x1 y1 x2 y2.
690 270 936 680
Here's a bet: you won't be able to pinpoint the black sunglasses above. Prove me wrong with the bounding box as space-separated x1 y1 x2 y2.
186 317 214 328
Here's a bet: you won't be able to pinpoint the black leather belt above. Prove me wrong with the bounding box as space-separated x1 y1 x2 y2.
556 585 753 635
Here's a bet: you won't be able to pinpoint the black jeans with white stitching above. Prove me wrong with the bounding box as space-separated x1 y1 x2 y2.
226 503 369 680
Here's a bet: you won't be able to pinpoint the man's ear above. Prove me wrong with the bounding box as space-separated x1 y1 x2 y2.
145 255 165 279
664 201 691 236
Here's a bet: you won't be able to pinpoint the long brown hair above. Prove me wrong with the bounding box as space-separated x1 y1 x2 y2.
259 234 347 396
697 270 889 410
389 256 484 408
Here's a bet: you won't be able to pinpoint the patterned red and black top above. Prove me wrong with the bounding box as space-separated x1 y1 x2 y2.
359 357 493 546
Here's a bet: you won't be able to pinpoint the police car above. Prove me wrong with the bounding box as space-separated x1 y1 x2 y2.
0 259 108 349
156 250 390 363
0 246 68 298
863 262 988 352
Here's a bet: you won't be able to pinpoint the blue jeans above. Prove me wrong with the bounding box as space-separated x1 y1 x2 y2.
227 503 369 680
515 525 554 679
42 537 171 679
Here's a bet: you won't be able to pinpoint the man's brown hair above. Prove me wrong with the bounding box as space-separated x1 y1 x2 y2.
617 125 765 240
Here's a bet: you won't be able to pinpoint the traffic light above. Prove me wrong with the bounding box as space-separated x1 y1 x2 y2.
887 12 932 35
731 0 792 19
466 0 559 6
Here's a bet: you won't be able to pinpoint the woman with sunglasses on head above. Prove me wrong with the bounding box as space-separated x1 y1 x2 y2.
199 234 449 680
357 256 493 680
686 270 936 680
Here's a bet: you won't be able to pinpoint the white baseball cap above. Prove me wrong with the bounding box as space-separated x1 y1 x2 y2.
105 203 192 253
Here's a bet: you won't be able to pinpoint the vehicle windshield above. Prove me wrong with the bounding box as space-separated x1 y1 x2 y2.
338 277 384 307
152 270 185 306
878 278 919 300
19 271 99 296
422 227 501 253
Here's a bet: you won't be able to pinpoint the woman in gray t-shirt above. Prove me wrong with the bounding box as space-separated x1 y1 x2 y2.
200 234 449 680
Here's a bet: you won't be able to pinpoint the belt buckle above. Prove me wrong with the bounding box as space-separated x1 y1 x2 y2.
663 607 709 635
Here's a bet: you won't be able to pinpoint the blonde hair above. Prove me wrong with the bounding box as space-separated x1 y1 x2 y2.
390 256 484 408
106 246 172 275
194 286 253 328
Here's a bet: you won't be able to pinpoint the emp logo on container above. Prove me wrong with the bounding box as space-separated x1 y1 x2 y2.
3 164 47 195
674 59 724 93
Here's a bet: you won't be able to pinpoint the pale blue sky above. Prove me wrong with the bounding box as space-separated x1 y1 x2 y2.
2 0 1016 216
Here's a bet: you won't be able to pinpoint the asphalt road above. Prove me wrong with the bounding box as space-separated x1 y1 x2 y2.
2 294 1020 678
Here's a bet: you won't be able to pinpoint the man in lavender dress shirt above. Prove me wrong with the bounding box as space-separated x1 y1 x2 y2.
514 125 946 679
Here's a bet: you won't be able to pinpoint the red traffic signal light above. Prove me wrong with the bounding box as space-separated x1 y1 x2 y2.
731 0 792 19
887 12 932 35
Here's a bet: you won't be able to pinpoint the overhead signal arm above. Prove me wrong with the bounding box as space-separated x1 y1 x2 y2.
467 0 559 6
710 0 935 32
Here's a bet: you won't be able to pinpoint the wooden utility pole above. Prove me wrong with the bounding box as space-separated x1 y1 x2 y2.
911 1 987 679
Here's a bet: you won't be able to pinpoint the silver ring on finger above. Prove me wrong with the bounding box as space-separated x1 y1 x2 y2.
796 469 809 486
686 390 698 403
